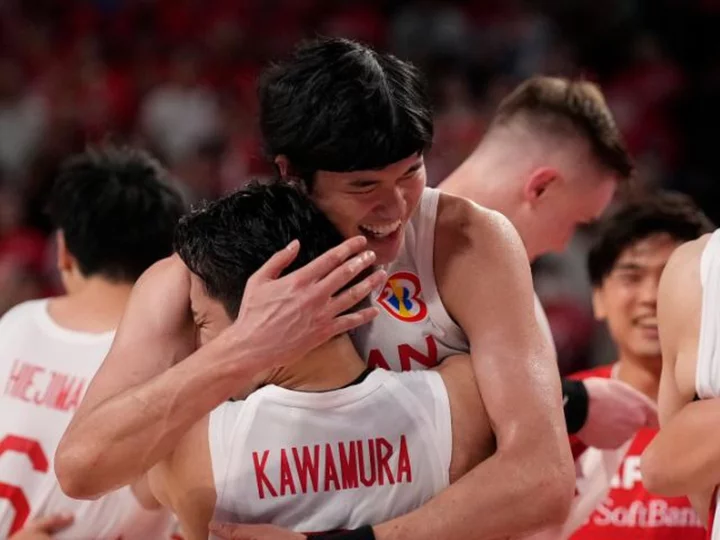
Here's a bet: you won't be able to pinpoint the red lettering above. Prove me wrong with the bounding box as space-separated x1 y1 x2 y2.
375 437 395 485
279 449 297 496
324 444 340 492
252 450 277 499
367 349 391 370
34 371 60 406
19 365 43 402
52 373 72 410
292 445 320 494
358 439 377 487
396 435 412 483
338 441 359 489
399 336 438 371
63 379 85 412
4 359 22 396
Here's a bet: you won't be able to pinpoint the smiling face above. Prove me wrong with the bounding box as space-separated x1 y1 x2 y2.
309 154 426 265
592 233 681 362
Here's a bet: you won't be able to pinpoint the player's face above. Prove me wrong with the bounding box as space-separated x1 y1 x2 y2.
188 273 232 346
529 172 617 260
593 234 681 361
311 154 426 265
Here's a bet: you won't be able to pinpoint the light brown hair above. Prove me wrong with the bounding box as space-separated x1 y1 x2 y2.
492 76 634 180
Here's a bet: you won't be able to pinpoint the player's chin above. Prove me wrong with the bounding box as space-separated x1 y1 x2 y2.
369 232 404 265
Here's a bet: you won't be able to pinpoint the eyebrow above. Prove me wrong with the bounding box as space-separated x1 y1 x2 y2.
403 161 423 176
613 262 644 272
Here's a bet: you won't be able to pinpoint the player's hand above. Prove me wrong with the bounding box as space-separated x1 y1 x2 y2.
576 377 659 449
9 513 74 539
209 522 305 540
227 236 386 369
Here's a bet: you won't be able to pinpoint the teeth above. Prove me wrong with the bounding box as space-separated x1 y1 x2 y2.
359 220 401 238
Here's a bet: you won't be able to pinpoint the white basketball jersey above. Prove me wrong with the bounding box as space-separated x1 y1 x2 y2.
694 230 720 539
0 299 176 539
209 369 451 533
351 188 467 371
351 187 557 372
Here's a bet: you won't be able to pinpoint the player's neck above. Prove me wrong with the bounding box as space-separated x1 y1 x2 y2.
269 335 367 392
47 277 133 333
616 353 662 401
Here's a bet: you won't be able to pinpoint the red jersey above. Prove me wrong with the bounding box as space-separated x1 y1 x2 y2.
568 364 705 539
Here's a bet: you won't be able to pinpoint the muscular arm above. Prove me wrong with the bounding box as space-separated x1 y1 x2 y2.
642 237 719 504
56 238 383 499
375 197 574 540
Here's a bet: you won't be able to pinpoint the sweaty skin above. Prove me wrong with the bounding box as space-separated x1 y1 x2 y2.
641 235 715 521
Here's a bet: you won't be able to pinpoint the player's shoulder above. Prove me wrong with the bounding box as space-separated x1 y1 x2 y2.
658 234 710 306
436 191 524 262
0 298 47 327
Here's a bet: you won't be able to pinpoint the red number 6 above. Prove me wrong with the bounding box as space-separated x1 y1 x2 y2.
0 435 49 535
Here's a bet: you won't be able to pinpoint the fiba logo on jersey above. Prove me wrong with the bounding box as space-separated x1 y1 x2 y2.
376 271 428 323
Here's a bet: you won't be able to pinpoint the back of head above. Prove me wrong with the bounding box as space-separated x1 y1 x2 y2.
47 146 186 283
258 37 433 185
175 180 354 318
588 191 715 286
491 76 634 181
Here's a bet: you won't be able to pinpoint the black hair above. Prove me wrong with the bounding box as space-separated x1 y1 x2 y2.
588 191 714 286
46 145 186 282
174 180 367 319
258 37 433 186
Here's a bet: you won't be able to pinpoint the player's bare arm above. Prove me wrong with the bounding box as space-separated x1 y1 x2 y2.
374 195 575 540
56 237 385 499
433 354 496 483
642 236 720 504
146 416 215 540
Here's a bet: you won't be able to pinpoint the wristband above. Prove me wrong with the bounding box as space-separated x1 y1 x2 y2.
562 378 589 435
307 526 376 540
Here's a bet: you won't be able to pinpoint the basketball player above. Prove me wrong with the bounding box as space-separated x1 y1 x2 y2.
140 180 498 539
639 219 720 529
558 193 712 539
439 76 658 451
208 76 654 540
55 38 610 539
0 147 185 538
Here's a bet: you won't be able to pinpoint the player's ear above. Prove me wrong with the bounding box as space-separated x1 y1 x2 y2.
592 287 607 321
56 230 73 273
274 155 290 178
523 167 559 207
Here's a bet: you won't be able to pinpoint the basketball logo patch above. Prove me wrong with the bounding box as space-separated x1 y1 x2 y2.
377 271 428 322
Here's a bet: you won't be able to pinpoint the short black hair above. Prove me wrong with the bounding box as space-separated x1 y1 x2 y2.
258 37 433 186
175 180 364 319
47 146 186 282
588 191 714 286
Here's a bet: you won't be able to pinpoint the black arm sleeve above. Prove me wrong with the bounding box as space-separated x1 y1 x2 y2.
562 378 589 435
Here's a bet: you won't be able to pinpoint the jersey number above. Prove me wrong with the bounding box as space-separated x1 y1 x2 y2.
0 435 49 535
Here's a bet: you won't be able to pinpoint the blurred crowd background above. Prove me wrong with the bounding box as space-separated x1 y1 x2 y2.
1 0 718 373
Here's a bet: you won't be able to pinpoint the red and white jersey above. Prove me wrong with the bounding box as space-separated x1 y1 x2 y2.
0 299 176 539
567 365 704 540
209 368 452 533
695 230 720 539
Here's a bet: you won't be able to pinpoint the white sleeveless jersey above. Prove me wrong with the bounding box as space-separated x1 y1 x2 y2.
351 187 556 371
351 188 467 371
209 369 452 533
694 230 720 539
0 299 176 539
